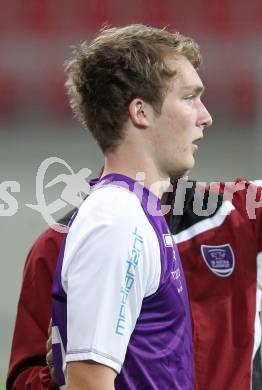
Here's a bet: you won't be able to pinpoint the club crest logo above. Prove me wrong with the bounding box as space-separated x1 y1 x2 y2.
201 244 235 277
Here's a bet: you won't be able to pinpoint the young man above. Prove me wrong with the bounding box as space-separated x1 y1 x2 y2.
7 26 262 390
51 25 211 389
7 180 262 390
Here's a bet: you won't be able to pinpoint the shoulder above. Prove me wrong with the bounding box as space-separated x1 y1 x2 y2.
74 185 147 230
172 178 261 238
24 209 76 276
63 186 159 271
222 178 262 219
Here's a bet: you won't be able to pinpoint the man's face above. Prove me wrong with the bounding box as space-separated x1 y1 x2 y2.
150 55 212 179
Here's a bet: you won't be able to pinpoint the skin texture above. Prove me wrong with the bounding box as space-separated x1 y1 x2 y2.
67 362 116 390
148 55 212 179
46 321 56 385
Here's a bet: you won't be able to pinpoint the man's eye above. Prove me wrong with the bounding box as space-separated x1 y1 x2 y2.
184 95 194 100
184 95 195 104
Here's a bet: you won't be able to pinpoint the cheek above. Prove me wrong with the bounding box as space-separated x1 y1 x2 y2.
176 144 189 154
169 107 193 130
173 130 193 154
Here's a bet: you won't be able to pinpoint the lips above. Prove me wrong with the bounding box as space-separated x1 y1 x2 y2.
192 144 198 152
192 135 203 152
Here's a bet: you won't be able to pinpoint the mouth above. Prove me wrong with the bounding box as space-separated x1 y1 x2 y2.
192 136 203 152
192 144 198 152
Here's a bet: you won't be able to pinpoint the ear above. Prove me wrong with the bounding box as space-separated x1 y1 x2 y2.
128 98 150 128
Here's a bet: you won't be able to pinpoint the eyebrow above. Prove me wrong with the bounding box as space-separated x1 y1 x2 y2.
183 85 205 95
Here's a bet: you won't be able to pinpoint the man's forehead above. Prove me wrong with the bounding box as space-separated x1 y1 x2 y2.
166 55 204 90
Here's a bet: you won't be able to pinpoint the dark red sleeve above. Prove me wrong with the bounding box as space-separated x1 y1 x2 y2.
225 179 262 252
6 228 65 389
249 182 262 252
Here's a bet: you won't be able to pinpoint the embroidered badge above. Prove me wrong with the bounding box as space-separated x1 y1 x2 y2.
201 244 235 277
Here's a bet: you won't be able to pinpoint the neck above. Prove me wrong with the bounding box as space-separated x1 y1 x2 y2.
102 150 171 199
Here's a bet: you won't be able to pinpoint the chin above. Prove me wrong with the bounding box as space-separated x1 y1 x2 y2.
170 168 190 182
183 158 195 173
167 157 194 181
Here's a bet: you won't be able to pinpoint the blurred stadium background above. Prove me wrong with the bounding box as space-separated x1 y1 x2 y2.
1 0 262 386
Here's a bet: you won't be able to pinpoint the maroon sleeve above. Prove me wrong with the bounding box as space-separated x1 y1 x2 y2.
6 227 65 389
225 179 262 252
249 182 262 252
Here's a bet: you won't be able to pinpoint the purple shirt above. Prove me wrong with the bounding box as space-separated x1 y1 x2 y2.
52 174 194 389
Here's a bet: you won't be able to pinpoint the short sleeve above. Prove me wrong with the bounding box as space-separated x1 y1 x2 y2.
61 187 161 373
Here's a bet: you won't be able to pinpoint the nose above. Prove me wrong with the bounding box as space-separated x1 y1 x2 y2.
197 101 213 129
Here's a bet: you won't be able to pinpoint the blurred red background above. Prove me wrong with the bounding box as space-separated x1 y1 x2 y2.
1 0 261 123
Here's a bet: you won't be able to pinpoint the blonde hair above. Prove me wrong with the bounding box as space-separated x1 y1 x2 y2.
65 24 202 152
